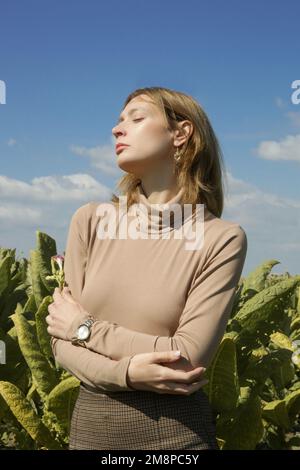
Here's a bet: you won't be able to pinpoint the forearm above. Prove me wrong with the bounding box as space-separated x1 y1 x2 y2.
86 321 160 357
79 320 219 369
50 337 136 392
64 224 247 371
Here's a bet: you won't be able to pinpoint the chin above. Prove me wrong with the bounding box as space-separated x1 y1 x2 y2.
117 159 144 175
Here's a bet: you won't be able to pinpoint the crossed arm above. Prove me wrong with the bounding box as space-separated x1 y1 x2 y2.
51 205 247 390
50 335 136 391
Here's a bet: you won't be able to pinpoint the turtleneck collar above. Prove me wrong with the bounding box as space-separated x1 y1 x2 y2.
132 182 194 235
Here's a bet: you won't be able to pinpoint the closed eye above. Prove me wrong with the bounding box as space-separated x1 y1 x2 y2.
114 117 144 127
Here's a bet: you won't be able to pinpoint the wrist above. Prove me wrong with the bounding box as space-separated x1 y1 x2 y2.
70 313 96 345
126 355 136 390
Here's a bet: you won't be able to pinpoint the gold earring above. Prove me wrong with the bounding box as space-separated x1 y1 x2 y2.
174 147 182 163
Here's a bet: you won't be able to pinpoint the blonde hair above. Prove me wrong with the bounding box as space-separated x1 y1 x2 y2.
111 86 228 218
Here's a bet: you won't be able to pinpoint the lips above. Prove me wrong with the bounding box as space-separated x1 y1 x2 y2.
115 144 130 154
115 143 129 150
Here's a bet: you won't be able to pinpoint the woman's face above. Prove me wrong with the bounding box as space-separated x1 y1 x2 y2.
112 94 175 177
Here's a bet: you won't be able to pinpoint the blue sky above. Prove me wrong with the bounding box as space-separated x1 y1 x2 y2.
0 0 300 278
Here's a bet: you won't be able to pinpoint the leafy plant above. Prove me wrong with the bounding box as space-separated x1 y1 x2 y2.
0 239 300 449
0 233 79 449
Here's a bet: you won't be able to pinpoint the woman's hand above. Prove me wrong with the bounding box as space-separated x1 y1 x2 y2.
46 287 90 341
127 351 208 395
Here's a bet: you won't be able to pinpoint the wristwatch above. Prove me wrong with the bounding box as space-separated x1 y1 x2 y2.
71 315 96 347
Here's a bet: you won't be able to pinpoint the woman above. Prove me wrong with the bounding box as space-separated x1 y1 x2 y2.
47 86 247 450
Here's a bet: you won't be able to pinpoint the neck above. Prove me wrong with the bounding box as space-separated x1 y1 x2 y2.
134 182 186 234
138 177 182 205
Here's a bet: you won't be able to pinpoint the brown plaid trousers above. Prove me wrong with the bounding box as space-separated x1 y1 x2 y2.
68 382 219 450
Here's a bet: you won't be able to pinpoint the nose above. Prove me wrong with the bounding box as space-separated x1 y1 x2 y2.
112 124 125 138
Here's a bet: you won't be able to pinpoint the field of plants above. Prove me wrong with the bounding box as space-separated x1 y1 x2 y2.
0 231 300 450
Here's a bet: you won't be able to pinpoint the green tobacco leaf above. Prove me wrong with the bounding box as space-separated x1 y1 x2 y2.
11 312 59 400
0 381 62 449
284 389 300 420
0 255 13 297
44 376 79 440
234 277 300 340
36 295 54 364
217 386 264 450
29 231 57 308
23 292 37 315
262 399 291 430
241 349 293 386
241 260 280 294
30 250 52 309
35 231 57 291
270 332 293 350
207 337 239 412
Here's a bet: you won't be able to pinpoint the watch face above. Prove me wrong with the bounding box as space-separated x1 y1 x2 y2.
78 325 89 340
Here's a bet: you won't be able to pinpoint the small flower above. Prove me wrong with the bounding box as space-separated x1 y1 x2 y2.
46 254 66 290
52 254 64 271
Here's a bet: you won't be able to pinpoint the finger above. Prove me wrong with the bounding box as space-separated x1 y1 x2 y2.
45 314 54 326
47 325 55 336
156 382 194 395
163 379 209 395
53 287 63 303
186 367 207 383
47 303 57 314
160 366 205 384
61 287 76 304
192 378 209 389
152 350 182 363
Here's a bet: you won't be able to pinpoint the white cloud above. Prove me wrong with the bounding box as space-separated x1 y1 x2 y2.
0 174 111 201
0 203 41 224
255 133 300 162
224 172 300 244
0 173 114 257
221 172 300 274
7 138 16 147
70 140 121 177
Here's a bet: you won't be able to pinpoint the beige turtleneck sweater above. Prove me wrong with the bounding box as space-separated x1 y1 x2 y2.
50 183 248 392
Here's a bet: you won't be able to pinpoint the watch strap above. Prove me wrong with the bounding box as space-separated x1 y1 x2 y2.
71 315 96 346
71 338 87 347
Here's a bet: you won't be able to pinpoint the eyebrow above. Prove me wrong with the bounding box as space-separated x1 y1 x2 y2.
117 107 147 123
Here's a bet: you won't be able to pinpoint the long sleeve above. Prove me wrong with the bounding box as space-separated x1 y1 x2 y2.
50 337 135 391
80 225 248 369
50 204 136 392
